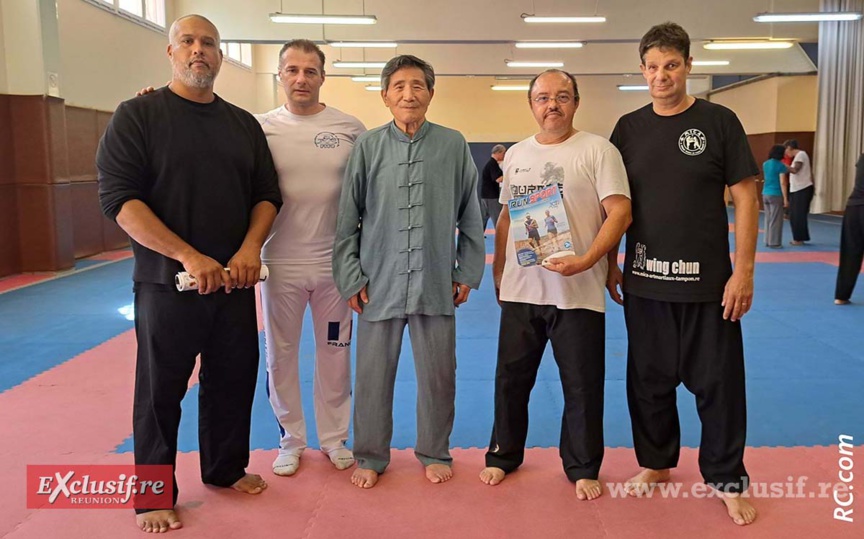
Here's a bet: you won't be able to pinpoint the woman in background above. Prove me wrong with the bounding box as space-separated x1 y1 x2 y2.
835 153 864 304
762 145 789 249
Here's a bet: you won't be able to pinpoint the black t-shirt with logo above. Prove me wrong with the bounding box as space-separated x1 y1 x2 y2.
610 98 758 302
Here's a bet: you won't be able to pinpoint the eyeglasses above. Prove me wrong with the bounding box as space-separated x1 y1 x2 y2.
531 95 574 105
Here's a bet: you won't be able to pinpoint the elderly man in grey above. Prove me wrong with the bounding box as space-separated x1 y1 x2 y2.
333 54 485 489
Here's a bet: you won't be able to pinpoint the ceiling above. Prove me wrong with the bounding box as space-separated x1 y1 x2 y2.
175 0 824 77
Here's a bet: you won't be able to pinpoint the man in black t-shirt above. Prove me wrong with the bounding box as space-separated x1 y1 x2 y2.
97 15 282 533
608 22 759 526
480 144 506 229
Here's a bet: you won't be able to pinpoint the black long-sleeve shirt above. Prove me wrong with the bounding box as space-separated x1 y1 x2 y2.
97 87 282 284
480 157 503 199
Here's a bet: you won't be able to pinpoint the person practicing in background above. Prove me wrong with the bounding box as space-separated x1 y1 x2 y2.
480 144 507 230
97 14 282 533
761 144 789 248
608 22 759 526
835 153 864 305
257 39 365 477
544 209 560 249
784 139 814 245
333 55 485 490
524 214 542 252
479 69 631 501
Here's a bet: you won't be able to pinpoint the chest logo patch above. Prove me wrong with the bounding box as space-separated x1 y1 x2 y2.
314 132 340 149
678 129 706 156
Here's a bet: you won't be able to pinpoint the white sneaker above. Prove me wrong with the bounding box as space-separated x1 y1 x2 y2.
272 454 300 476
326 447 355 471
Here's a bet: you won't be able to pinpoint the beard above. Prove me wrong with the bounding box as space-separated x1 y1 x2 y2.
174 63 217 89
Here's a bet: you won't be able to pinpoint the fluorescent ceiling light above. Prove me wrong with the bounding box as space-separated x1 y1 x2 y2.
703 41 794 50
506 60 564 68
522 15 606 23
330 41 397 48
351 76 380 82
333 61 387 68
754 12 862 22
515 42 584 49
617 85 649 91
269 13 377 25
365 85 382 91
491 85 530 91
692 60 730 66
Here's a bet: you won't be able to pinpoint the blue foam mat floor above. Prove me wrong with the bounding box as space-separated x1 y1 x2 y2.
2 211 863 451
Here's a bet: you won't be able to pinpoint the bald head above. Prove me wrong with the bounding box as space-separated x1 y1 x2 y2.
167 14 222 92
169 14 220 47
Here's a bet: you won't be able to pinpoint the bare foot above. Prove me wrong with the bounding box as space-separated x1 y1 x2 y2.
625 468 671 497
719 492 757 525
351 468 379 489
425 463 453 484
575 479 603 500
136 509 182 533
231 473 267 494
479 467 506 486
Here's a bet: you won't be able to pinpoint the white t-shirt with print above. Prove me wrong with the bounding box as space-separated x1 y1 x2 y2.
498 131 630 312
257 105 365 264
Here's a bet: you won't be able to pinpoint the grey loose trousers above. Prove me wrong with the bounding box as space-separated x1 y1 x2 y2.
353 314 456 473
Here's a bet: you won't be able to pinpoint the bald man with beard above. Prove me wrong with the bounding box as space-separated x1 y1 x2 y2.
97 14 282 533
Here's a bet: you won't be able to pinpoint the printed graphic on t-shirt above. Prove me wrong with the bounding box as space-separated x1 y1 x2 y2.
678 129 707 156
509 161 564 196
631 242 701 282
314 132 341 149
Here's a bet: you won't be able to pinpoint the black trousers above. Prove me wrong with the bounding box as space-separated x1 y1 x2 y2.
789 185 814 242
133 283 259 513
482 198 503 230
835 204 864 301
485 302 605 482
624 294 749 493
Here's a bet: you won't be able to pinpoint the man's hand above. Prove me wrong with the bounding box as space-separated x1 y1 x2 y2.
606 263 624 305
348 286 369 314
226 247 262 291
136 83 169 97
180 252 229 295
541 254 593 276
722 271 754 322
453 282 471 307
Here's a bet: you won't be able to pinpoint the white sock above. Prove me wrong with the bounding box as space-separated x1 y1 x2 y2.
272 454 300 476
326 447 355 471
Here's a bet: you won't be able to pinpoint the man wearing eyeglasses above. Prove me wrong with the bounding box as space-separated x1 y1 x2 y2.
479 69 631 500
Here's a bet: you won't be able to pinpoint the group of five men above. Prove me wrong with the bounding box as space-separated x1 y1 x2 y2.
97 14 759 533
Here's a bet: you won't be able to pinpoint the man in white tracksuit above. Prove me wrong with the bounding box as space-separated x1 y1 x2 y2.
258 39 366 476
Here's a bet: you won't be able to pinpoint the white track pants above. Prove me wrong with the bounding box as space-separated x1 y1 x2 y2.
261 263 353 455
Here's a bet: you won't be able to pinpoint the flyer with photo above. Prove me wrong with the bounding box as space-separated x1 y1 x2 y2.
508 185 575 267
